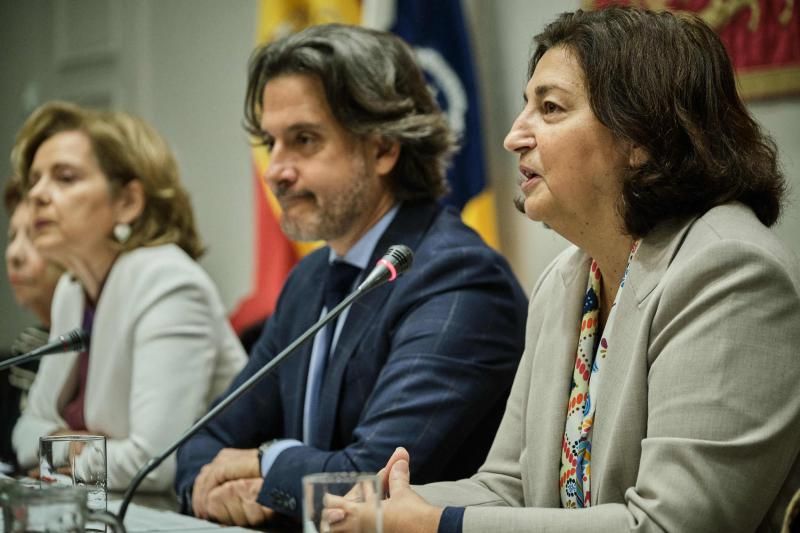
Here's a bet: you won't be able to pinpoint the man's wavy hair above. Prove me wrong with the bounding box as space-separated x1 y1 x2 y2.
532 7 785 236
12 101 204 259
244 23 456 202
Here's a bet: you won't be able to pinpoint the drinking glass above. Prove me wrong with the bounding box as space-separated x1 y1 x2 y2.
39 435 107 529
1 484 124 533
302 472 381 533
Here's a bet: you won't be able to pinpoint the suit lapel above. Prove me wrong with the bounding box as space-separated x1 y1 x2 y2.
525 250 590 507
313 202 440 449
626 215 699 305
589 214 699 503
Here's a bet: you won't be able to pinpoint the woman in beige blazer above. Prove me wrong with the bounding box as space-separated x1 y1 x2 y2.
327 7 800 533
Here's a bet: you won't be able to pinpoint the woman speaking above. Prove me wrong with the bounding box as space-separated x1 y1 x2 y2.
328 7 800 532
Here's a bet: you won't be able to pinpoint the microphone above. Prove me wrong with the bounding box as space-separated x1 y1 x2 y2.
0 328 88 371
357 244 413 292
117 245 414 521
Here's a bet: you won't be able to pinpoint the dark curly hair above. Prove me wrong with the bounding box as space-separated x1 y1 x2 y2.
532 7 785 236
244 23 456 202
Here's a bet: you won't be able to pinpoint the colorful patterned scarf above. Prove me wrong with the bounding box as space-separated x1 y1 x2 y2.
560 241 640 508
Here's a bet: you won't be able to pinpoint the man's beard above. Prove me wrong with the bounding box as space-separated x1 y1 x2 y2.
278 163 374 243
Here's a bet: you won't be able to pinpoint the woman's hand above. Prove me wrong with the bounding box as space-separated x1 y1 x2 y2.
48 428 105 465
325 447 442 533
37 429 107 479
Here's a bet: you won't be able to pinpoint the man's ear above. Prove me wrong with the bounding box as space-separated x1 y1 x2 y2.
115 179 146 225
374 137 401 177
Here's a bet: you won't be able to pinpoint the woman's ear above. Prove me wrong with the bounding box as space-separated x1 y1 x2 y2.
115 179 146 224
629 145 649 168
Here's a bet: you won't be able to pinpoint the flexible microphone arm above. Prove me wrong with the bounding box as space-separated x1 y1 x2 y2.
0 329 88 371
117 244 413 521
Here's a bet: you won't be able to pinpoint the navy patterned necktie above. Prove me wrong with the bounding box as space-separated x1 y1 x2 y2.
306 260 361 448
321 260 362 358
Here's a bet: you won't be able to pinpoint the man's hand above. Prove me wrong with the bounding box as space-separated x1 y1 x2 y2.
205 477 275 527
192 448 261 519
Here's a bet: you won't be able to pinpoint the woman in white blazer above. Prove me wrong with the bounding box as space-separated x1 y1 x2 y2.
11 102 247 491
327 7 800 533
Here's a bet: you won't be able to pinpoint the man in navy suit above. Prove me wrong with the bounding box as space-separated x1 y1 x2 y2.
174 24 528 528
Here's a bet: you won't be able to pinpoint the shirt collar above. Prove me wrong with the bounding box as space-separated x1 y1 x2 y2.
328 203 400 270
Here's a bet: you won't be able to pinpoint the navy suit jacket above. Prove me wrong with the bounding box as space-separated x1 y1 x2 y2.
175 201 528 518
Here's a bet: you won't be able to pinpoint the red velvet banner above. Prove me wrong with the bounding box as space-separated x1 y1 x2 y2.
586 0 800 100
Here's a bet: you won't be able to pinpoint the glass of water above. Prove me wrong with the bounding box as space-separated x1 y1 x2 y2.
303 472 382 533
39 435 107 527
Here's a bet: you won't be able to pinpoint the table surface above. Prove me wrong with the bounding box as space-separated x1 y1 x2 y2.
109 498 255 532
0 477 298 533
110 492 301 533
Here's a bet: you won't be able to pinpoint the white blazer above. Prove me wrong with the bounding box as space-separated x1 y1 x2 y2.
13 244 247 491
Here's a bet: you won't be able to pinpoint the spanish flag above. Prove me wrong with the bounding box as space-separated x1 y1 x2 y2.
229 0 361 336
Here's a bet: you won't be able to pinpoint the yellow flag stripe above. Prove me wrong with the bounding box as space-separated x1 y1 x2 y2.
461 189 500 250
254 0 361 260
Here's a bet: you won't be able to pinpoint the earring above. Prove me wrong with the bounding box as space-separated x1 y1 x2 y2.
113 223 132 243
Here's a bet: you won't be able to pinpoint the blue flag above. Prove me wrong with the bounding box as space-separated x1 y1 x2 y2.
365 0 499 247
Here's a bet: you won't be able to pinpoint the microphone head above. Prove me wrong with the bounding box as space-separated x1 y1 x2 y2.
65 329 89 352
384 244 413 276
356 245 414 293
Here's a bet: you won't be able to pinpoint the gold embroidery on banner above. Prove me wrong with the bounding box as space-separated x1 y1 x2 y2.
583 1 798 31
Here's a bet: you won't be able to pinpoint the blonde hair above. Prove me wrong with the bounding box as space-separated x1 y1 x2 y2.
12 101 204 259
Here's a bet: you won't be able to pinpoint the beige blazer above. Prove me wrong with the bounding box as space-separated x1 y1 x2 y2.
13 244 247 491
417 203 800 532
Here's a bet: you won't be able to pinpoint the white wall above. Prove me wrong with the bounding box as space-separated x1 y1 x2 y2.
0 0 797 346
0 0 256 346
464 0 578 289
752 101 800 252
141 0 256 311
0 0 55 345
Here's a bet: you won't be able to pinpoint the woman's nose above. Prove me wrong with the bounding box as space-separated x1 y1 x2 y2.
6 238 24 269
28 178 49 204
503 111 536 154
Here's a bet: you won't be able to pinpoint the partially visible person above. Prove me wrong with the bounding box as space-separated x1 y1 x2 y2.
0 177 63 472
11 102 248 491
328 7 800 533
784 488 800 533
174 23 528 528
